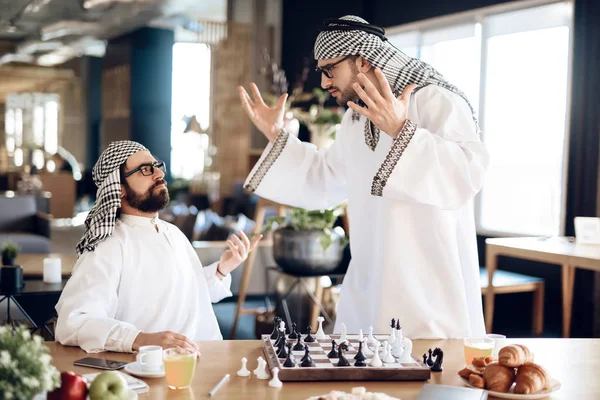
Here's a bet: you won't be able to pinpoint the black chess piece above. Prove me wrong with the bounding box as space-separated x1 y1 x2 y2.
390 318 396 329
277 336 289 358
293 334 304 351
304 325 315 343
274 326 285 350
396 319 401 330
283 342 296 367
301 345 315 367
431 347 443 372
426 348 434 367
289 322 298 340
423 354 427 365
354 341 367 367
301 344 309 363
337 343 350 367
270 317 281 340
327 340 339 358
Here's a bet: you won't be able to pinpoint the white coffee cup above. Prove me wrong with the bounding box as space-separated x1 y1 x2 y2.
486 333 507 357
136 345 163 372
43 258 62 283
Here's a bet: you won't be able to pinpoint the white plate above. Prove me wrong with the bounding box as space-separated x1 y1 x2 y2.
124 362 165 378
460 376 562 399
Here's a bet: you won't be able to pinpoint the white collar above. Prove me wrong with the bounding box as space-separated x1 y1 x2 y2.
119 213 166 233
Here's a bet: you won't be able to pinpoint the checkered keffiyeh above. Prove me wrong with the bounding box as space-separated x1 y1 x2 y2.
314 15 479 150
76 141 148 256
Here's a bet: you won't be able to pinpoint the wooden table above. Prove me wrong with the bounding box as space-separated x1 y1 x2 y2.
15 253 77 278
485 237 600 337
47 338 599 399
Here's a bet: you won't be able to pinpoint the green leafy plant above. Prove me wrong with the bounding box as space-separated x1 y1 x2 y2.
1 242 20 266
262 206 349 250
0 325 61 400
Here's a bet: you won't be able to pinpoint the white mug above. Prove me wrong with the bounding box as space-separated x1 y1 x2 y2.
136 345 163 372
486 334 507 357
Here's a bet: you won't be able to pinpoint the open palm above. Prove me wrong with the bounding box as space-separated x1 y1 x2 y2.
238 83 288 141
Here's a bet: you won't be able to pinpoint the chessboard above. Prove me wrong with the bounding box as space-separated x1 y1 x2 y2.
261 333 431 382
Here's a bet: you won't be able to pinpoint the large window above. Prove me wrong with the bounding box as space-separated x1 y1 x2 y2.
170 42 212 180
386 0 572 236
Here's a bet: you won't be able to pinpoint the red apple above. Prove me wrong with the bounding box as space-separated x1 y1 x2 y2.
47 371 88 400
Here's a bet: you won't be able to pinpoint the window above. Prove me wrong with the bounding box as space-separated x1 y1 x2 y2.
386 0 572 236
170 42 212 180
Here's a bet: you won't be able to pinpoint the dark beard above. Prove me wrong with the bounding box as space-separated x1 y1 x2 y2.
124 181 169 213
334 63 361 106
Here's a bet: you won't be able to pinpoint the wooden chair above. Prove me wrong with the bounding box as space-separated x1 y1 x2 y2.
480 268 545 335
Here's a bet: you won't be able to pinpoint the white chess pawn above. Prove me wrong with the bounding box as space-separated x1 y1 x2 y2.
361 338 374 356
391 336 404 359
383 342 396 363
339 322 348 344
268 367 283 388
369 341 383 367
367 326 377 346
380 340 389 359
315 316 327 340
237 357 251 377
257 359 270 380
398 338 414 363
253 357 264 376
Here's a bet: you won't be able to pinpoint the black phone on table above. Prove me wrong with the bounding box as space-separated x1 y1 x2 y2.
73 357 128 370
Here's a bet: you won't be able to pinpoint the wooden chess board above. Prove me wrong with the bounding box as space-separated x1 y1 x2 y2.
261 334 431 381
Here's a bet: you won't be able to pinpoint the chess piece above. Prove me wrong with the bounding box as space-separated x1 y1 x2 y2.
257 359 270 380
383 342 395 363
315 316 327 340
268 367 283 387
289 322 298 340
381 341 390 360
254 357 264 376
327 340 339 358
277 336 289 358
354 341 367 367
361 338 374 356
389 319 397 345
423 354 427 365
369 341 383 367
293 334 304 351
358 328 364 343
395 319 404 344
367 326 377 346
398 338 414 363
300 345 315 367
274 324 286 349
283 343 295 367
339 322 348 344
270 317 281 340
427 348 434 366
431 347 444 372
391 334 404 358
304 326 315 343
337 343 350 366
237 357 251 377
301 344 310 363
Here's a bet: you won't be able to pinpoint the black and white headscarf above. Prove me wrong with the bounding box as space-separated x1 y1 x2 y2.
76 141 148 256
314 15 479 151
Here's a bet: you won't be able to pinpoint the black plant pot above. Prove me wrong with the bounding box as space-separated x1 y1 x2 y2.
0 265 24 292
2 256 14 266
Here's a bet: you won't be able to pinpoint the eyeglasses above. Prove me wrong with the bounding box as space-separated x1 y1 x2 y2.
315 55 354 79
122 160 166 178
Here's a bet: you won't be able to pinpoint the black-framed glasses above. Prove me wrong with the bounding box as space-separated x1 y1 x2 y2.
122 160 166 178
315 55 354 79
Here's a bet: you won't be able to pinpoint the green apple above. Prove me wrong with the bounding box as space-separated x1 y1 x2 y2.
88 371 129 400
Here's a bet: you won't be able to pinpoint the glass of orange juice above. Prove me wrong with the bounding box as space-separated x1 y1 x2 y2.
163 348 197 389
463 337 494 365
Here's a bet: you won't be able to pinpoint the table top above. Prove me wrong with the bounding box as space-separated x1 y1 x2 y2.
46 338 599 399
14 253 77 278
486 237 600 269
0 278 67 295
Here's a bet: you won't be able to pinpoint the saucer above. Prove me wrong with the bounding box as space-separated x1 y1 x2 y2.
124 362 165 378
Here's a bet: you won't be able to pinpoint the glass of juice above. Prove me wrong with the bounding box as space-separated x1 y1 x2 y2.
163 347 197 389
463 337 495 365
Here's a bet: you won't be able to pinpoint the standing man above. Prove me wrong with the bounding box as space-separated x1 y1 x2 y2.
238 16 489 338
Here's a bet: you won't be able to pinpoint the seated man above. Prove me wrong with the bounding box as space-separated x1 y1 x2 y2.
55 141 261 353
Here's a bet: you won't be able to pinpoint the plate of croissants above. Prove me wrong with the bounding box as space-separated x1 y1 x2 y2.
457 344 562 399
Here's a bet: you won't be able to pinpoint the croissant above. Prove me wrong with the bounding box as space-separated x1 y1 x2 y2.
514 363 549 394
472 356 493 368
483 362 515 393
458 365 485 379
499 345 534 367
469 374 485 389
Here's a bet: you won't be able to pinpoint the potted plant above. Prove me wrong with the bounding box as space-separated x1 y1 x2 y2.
262 205 348 275
0 325 61 400
1 242 24 291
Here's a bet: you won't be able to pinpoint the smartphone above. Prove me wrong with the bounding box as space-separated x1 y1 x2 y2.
73 357 128 370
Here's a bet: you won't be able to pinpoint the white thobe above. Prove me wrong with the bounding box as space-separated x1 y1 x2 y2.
244 85 489 338
55 214 232 353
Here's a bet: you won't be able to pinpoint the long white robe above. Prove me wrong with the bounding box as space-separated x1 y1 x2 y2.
55 214 232 353
244 85 489 338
